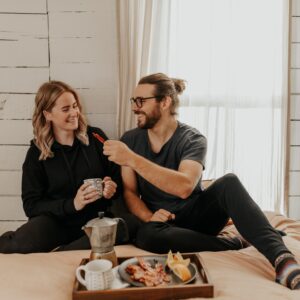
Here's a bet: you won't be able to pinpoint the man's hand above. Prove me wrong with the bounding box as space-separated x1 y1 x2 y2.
103 140 135 166
149 209 175 222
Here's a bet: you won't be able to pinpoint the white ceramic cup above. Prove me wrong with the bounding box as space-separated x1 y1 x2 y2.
84 178 103 198
76 259 113 291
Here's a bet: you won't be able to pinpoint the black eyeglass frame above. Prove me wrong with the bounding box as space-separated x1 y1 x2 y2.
130 95 165 108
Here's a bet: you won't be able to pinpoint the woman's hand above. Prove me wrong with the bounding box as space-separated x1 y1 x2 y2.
149 209 175 222
74 182 101 211
102 176 117 199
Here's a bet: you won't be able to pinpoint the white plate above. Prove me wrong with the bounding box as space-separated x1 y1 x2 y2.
110 266 130 289
118 256 197 287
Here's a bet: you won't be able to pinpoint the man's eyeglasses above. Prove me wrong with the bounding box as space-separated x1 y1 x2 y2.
130 96 164 108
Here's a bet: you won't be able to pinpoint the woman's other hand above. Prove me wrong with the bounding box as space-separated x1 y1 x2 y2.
102 176 117 199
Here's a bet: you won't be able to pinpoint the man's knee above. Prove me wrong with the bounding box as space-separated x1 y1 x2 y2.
218 173 241 189
135 222 170 253
223 173 239 182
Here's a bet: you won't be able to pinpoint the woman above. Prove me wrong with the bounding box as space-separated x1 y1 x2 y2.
0 81 122 253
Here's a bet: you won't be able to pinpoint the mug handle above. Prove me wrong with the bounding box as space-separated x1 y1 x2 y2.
115 217 129 243
76 266 87 288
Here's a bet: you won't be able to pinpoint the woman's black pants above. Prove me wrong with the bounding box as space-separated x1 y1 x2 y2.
0 214 131 253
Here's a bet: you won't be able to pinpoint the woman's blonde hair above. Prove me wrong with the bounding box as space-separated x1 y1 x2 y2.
32 81 89 160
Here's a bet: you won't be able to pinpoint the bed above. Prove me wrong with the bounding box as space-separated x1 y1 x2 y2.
0 211 299 300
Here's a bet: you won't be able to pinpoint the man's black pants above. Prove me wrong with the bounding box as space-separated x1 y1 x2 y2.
135 173 290 266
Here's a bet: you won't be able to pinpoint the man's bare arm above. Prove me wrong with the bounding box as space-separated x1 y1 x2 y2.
121 165 153 222
104 140 203 199
131 156 203 199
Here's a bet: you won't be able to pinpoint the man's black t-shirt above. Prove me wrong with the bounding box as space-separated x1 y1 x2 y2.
121 122 207 222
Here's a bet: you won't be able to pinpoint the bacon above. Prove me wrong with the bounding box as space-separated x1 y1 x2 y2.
126 257 171 287
126 264 145 280
137 257 152 271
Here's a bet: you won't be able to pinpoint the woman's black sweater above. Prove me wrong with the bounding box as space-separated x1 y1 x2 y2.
21 126 121 227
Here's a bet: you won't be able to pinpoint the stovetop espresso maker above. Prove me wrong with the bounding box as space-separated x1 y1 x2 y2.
82 212 127 266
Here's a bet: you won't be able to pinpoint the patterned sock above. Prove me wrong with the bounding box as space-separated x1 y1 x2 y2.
275 253 300 290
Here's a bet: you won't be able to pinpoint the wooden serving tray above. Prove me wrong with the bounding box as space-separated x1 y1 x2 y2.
72 253 214 299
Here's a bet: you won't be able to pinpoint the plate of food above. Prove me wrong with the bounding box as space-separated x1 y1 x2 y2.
118 251 197 287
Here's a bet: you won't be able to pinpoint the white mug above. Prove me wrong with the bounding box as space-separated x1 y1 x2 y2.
84 178 103 198
76 259 113 290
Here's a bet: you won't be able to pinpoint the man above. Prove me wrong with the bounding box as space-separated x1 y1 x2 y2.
104 73 300 289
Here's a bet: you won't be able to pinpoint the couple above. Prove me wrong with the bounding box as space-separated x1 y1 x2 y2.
0 74 299 289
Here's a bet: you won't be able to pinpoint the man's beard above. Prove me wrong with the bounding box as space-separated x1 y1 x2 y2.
135 108 161 129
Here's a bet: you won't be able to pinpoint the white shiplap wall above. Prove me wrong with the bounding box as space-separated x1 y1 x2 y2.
0 0 118 234
290 0 300 220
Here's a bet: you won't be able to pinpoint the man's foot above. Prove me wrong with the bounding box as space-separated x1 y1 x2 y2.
275 253 300 290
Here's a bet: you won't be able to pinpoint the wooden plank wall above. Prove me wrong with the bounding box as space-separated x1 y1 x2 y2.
290 0 300 220
0 0 118 234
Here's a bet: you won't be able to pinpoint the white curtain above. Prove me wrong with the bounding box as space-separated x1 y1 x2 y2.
116 0 151 136
147 0 289 212
116 0 289 212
